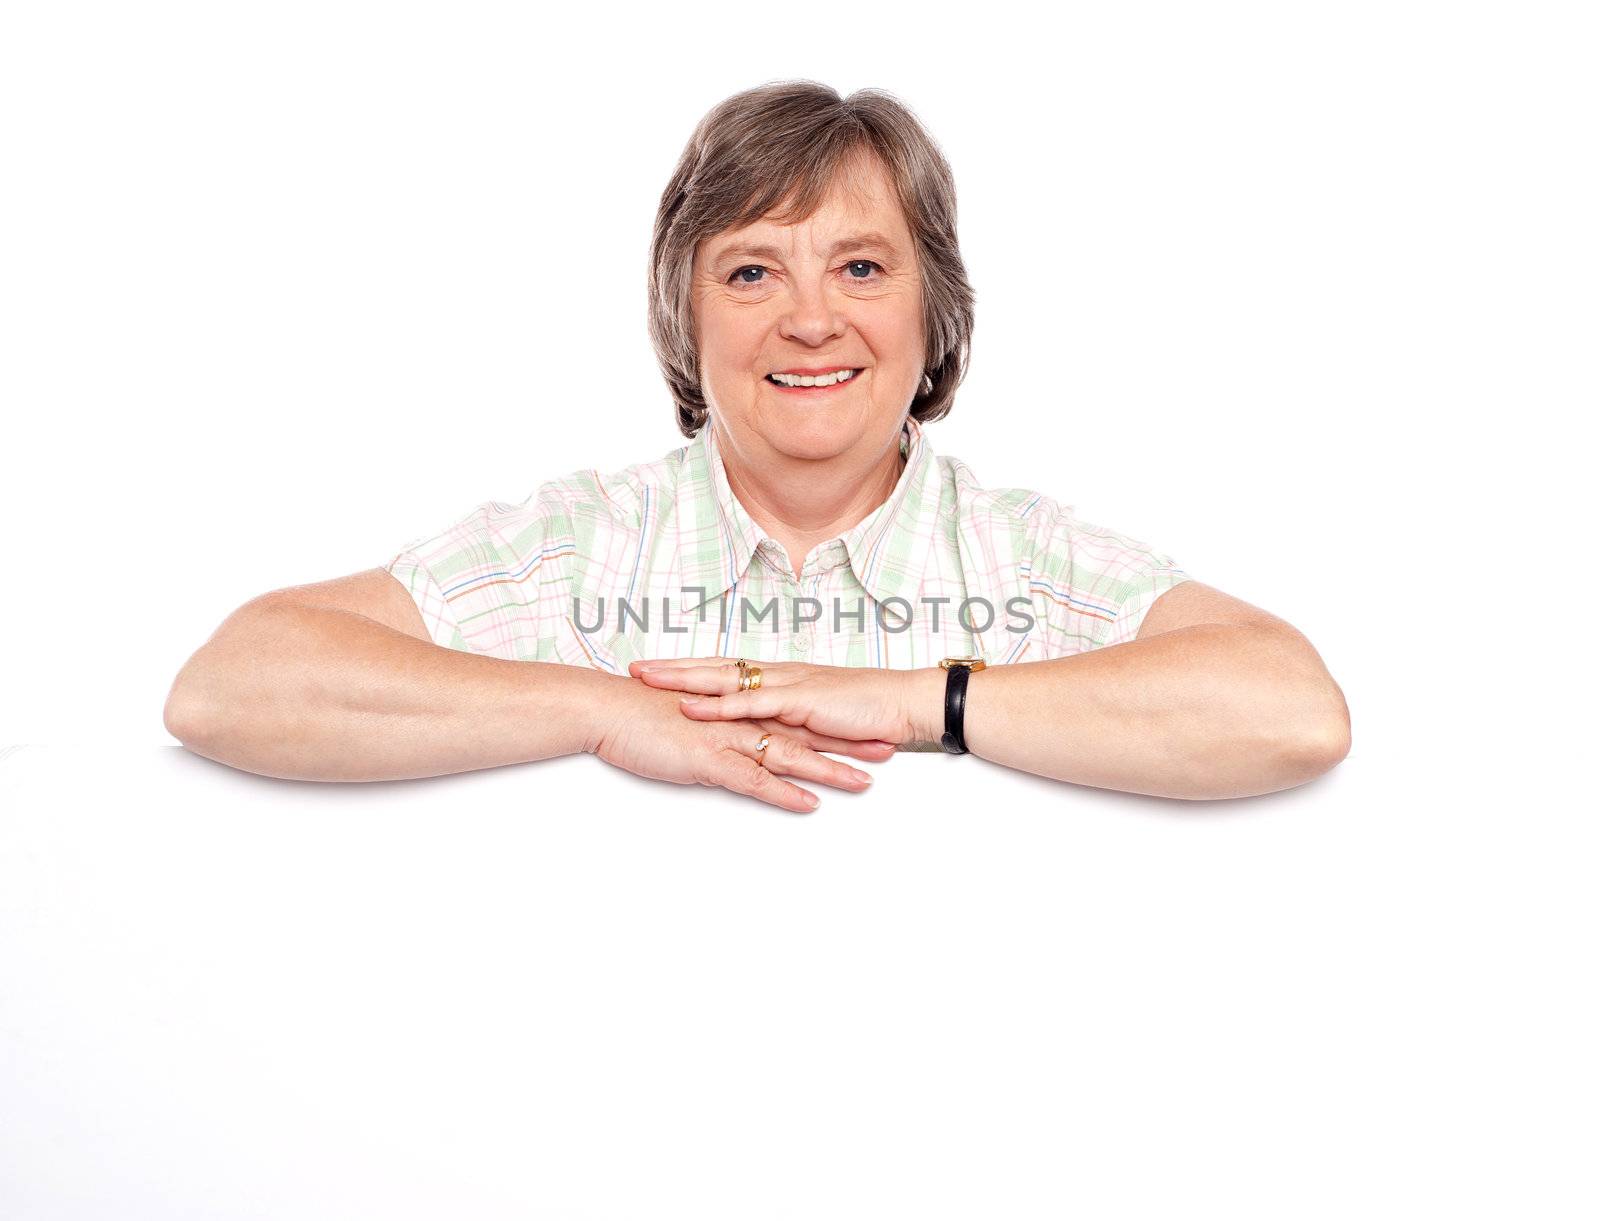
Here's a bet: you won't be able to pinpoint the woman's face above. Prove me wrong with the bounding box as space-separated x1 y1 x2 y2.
690 152 924 467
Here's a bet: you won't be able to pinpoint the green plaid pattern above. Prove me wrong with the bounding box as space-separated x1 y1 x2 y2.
384 416 1191 675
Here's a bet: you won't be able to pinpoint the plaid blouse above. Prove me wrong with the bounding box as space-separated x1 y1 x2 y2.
384 415 1191 675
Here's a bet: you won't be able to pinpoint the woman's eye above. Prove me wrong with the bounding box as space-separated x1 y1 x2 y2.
727 260 885 287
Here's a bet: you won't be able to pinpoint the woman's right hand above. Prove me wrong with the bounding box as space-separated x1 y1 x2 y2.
587 679 895 813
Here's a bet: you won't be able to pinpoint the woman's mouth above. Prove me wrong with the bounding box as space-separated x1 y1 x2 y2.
764 368 864 393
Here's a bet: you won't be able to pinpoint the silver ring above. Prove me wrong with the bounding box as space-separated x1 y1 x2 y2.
754 732 772 767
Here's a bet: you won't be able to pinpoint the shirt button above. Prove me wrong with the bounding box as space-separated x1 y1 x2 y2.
792 634 812 654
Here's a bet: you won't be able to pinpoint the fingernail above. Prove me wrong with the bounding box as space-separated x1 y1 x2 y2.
851 769 873 784
804 793 820 809
679 696 702 706
635 662 657 670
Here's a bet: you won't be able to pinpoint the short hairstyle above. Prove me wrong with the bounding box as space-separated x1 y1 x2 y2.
648 80 976 438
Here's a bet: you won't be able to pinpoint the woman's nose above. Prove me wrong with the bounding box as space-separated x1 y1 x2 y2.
777 282 848 344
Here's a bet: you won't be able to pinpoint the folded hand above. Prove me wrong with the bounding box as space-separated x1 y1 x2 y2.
628 655 927 748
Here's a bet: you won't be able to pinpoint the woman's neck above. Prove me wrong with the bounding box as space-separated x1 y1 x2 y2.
715 426 906 580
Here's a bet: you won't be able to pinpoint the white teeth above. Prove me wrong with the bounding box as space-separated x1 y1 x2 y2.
769 368 856 387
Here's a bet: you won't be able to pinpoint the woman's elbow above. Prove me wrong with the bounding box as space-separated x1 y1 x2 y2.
1286 683 1352 777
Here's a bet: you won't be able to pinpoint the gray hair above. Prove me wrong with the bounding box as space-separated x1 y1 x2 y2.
648 80 976 438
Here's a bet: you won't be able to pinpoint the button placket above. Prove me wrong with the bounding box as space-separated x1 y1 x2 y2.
792 567 826 657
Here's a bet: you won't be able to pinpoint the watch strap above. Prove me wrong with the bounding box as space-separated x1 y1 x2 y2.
940 662 974 755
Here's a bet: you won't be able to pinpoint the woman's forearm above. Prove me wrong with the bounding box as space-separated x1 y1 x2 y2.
903 625 1351 800
164 598 625 781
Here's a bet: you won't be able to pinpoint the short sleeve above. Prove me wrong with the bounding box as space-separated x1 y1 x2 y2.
381 493 573 661
1023 502 1193 657
1099 562 1193 648
383 547 471 652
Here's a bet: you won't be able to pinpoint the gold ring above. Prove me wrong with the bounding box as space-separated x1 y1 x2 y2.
754 732 771 767
739 664 763 692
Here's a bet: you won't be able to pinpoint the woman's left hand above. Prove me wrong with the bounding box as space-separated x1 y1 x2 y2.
627 656 934 747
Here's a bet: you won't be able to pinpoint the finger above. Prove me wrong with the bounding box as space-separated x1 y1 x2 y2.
705 752 820 814
629 656 739 674
678 690 785 721
635 661 746 695
752 719 897 762
748 733 874 793
638 662 802 695
757 723 897 758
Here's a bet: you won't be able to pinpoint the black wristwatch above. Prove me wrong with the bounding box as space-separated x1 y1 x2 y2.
939 656 987 754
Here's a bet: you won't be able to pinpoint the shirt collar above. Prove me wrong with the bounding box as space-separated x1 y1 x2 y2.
676 415 939 615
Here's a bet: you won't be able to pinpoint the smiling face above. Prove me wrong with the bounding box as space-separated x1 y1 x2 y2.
690 150 924 467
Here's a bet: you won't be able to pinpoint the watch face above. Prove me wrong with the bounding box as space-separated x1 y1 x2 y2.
940 656 986 670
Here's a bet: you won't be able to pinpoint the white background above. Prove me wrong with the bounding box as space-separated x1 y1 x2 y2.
2 2 1595 1218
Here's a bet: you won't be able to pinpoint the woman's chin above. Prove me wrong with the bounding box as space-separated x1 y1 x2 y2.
758 413 868 461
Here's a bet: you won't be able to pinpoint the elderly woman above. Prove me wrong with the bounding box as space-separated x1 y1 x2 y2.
166 81 1349 810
